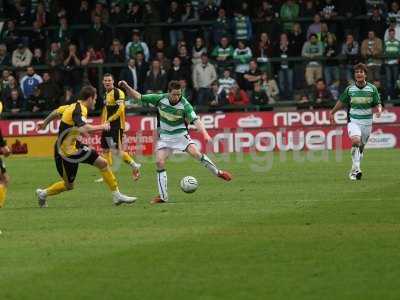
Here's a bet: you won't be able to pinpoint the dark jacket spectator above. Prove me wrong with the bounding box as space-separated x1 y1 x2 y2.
312 79 334 108
135 52 149 93
27 87 47 112
0 44 11 66
39 72 60 109
75 0 91 24
120 58 142 93
5 88 23 114
86 15 111 51
144 60 167 93
167 57 190 82
251 81 270 105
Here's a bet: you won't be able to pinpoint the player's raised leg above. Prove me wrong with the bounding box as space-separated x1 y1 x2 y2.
93 156 137 205
0 171 10 208
152 148 171 204
186 144 232 181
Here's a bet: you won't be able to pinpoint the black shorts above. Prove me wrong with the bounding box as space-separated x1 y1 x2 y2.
0 158 6 174
54 143 99 183
101 128 123 150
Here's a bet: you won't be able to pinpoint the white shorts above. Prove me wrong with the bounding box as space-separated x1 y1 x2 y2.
347 122 372 145
156 134 195 152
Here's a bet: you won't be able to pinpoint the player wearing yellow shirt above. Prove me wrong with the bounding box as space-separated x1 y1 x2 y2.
35 85 136 207
0 101 11 208
98 73 141 182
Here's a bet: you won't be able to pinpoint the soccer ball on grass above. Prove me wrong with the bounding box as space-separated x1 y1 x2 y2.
180 176 198 193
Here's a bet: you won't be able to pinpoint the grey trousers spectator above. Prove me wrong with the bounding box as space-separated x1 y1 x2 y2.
196 88 211 106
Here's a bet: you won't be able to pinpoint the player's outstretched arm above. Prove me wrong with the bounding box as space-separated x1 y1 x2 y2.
37 109 62 130
118 80 142 100
193 119 212 143
78 123 110 134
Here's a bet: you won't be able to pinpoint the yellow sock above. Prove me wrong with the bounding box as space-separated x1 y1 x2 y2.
101 167 118 191
121 151 134 165
103 151 113 166
46 181 67 196
0 185 7 208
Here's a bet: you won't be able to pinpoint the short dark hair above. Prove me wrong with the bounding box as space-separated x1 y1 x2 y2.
103 73 114 79
168 80 181 91
353 63 368 74
79 85 97 100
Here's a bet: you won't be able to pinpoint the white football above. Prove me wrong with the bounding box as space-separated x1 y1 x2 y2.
180 176 198 193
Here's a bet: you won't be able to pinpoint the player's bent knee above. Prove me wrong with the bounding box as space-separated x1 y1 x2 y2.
351 136 361 146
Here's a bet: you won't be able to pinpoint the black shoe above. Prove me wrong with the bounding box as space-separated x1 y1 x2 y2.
356 171 362 180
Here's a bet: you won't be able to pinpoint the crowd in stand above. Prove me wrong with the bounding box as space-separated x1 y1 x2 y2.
0 0 399 116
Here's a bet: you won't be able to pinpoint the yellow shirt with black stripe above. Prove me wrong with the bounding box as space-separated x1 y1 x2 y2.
101 88 126 130
56 102 88 156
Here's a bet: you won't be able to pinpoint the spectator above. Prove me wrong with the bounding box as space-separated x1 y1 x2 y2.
151 39 169 60
384 28 400 98
280 0 300 33
212 8 232 44
302 34 324 87
142 1 162 46
366 0 387 16
275 32 295 100
253 32 273 73
128 2 143 23
301 0 317 18
384 18 400 41
388 1 400 25
216 69 235 94
0 44 11 66
227 84 250 106
31 48 45 66
75 0 91 24
364 6 386 39
0 70 11 94
192 37 207 66
86 15 111 51
27 86 46 113
243 60 262 91
120 58 140 91
155 51 171 72
311 78 334 108
59 87 76 106
320 23 331 45
12 42 32 69
251 81 270 106
233 40 252 84
182 2 199 46
63 44 82 93
206 80 227 108
1 20 19 51
81 45 105 86
91 2 109 24
167 1 182 47
39 72 60 109
106 38 125 79
14 2 30 26
254 0 276 20
179 79 193 103
260 72 279 102
177 44 192 71
125 30 150 62
5 89 23 114
341 34 360 82
109 2 127 25
144 60 167 93
1 75 22 101
135 52 149 93
53 17 72 49
211 36 234 72
46 42 63 68
200 0 218 21
319 0 338 21
323 33 340 86
30 21 47 51
255 11 281 42
290 23 306 56
33 2 48 27
307 14 322 40
168 57 189 82
361 30 383 81
232 9 252 41
20 66 43 99
192 53 217 105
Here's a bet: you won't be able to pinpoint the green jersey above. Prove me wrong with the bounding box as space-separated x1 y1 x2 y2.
339 82 381 125
141 93 198 138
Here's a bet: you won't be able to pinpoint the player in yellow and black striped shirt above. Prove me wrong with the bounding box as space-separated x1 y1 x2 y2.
35 85 137 207
98 73 141 182
0 101 11 208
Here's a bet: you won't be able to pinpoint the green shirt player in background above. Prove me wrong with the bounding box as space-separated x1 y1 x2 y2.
329 63 382 180
118 80 232 204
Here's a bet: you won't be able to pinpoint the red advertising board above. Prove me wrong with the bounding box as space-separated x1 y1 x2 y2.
1 108 400 156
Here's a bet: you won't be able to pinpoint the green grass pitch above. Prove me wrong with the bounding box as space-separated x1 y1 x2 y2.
0 149 399 300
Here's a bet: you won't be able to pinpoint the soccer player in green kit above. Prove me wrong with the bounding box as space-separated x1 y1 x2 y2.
330 63 382 180
118 80 232 204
